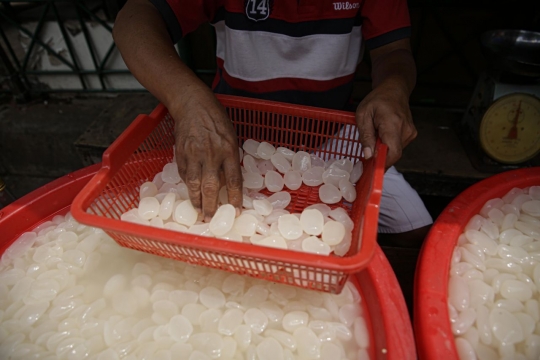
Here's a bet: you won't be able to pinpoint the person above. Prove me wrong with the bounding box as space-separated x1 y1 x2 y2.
113 0 433 247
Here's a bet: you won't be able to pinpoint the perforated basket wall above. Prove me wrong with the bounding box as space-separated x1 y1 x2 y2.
72 95 386 293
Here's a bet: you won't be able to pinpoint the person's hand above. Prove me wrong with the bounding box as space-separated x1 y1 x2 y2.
355 80 417 168
171 90 243 221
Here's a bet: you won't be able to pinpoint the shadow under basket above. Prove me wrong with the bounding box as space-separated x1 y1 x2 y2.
71 95 386 294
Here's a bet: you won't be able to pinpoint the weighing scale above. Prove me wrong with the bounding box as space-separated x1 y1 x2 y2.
458 29 540 173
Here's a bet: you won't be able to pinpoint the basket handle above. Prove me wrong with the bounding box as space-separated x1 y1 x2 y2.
353 140 386 261
71 106 167 216
101 114 161 170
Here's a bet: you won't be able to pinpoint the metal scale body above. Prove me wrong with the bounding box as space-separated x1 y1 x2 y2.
458 30 540 173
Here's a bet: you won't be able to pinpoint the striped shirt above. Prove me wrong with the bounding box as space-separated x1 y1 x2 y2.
150 0 411 110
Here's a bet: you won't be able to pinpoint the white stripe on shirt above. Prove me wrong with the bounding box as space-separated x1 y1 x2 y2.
214 21 363 82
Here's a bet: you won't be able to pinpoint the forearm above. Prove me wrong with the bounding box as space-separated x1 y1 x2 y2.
113 0 211 113
370 43 416 97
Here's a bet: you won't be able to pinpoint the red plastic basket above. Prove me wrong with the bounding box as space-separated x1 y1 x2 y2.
71 95 386 294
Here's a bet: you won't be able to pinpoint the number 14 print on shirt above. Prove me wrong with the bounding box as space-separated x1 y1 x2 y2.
245 0 272 21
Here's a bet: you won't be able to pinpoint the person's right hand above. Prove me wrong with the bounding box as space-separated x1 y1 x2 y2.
171 90 243 222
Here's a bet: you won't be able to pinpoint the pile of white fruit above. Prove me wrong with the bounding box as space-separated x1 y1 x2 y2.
120 141 362 256
0 213 370 359
240 140 362 204
448 185 540 360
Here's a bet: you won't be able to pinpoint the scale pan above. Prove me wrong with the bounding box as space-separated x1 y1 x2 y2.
481 29 540 79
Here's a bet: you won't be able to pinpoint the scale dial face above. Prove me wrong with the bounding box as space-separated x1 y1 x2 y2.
479 93 540 164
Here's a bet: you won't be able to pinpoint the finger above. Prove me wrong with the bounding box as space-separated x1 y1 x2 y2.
176 152 187 183
184 160 203 213
377 117 403 168
403 126 417 149
201 164 221 222
223 155 243 214
355 107 377 160
402 113 418 147
219 170 226 189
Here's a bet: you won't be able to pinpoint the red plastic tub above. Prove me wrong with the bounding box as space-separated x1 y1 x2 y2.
414 167 540 359
0 166 416 360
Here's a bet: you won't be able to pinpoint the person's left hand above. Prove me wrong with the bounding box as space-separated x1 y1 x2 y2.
355 80 417 169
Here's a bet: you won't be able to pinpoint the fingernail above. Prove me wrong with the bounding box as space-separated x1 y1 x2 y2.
364 147 372 159
204 216 212 223
235 208 241 217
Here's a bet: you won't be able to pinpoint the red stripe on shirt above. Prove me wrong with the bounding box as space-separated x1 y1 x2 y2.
163 0 410 40
222 1 361 22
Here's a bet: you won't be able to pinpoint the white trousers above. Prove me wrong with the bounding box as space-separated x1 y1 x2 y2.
318 124 433 234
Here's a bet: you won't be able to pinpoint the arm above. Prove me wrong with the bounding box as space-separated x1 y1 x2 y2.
355 38 417 168
113 0 243 220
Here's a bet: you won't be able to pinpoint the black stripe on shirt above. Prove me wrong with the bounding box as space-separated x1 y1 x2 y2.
211 7 362 37
149 0 183 43
365 27 411 50
213 72 355 111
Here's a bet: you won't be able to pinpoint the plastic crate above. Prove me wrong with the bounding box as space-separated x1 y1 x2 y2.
71 95 386 294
